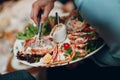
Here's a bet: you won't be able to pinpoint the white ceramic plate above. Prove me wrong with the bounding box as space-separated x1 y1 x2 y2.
13 39 105 67
11 56 32 70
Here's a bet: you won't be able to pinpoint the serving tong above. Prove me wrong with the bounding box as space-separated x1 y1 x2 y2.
32 10 43 47
50 12 60 36
37 12 60 45
55 12 60 25
37 10 43 40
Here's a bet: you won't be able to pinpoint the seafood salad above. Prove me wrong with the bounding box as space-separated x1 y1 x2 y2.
15 15 104 67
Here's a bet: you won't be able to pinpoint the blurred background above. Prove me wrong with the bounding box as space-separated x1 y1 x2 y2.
0 0 75 80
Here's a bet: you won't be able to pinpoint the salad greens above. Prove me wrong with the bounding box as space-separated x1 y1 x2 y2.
64 47 73 56
16 16 55 40
42 16 56 35
84 38 104 53
42 17 55 35
16 24 38 40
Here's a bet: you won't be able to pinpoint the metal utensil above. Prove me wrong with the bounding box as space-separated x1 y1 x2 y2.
37 10 43 40
38 22 42 40
50 12 60 36
55 12 60 25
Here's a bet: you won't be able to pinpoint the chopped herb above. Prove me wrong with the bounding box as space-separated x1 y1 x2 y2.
60 45 63 49
64 47 72 54
84 38 104 53
64 47 72 57
73 56 82 60
73 51 83 60
89 32 98 38
64 53 69 56
75 51 80 54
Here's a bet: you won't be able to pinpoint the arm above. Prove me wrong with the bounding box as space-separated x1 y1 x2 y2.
75 0 120 66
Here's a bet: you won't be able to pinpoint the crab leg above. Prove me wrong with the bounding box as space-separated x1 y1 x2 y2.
51 44 58 62
71 44 76 59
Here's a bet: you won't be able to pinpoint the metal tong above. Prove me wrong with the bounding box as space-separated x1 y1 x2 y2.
55 12 59 25
50 12 60 36
37 10 43 40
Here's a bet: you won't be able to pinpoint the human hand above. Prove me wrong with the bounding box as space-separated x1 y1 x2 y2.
30 0 55 24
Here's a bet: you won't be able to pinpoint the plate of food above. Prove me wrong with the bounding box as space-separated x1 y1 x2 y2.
13 12 105 67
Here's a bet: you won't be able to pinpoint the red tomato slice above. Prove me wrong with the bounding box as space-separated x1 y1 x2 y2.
63 43 70 50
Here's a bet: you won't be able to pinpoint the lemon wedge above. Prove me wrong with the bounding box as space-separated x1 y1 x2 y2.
43 54 52 63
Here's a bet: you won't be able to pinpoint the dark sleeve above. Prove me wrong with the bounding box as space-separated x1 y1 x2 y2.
0 70 36 80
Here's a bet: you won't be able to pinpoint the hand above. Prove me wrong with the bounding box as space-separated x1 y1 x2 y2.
30 0 55 24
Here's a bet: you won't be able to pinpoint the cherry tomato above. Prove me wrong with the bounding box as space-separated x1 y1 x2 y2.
63 43 70 50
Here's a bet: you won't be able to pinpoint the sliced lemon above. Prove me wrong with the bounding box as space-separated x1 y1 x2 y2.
43 54 52 63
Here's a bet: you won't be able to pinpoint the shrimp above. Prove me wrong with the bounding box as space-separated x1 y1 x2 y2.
47 54 72 67
77 49 88 57
77 43 88 49
68 34 79 40
76 21 88 32
48 44 76 67
75 38 88 44
72 32 87 36
24 36 37 50
70 19 87 32
31 48 53 56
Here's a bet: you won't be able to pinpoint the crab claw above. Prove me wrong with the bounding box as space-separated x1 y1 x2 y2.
51 44 58 62
24 36 37 50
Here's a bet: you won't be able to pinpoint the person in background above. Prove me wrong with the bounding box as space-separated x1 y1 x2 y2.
31 0 120 80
